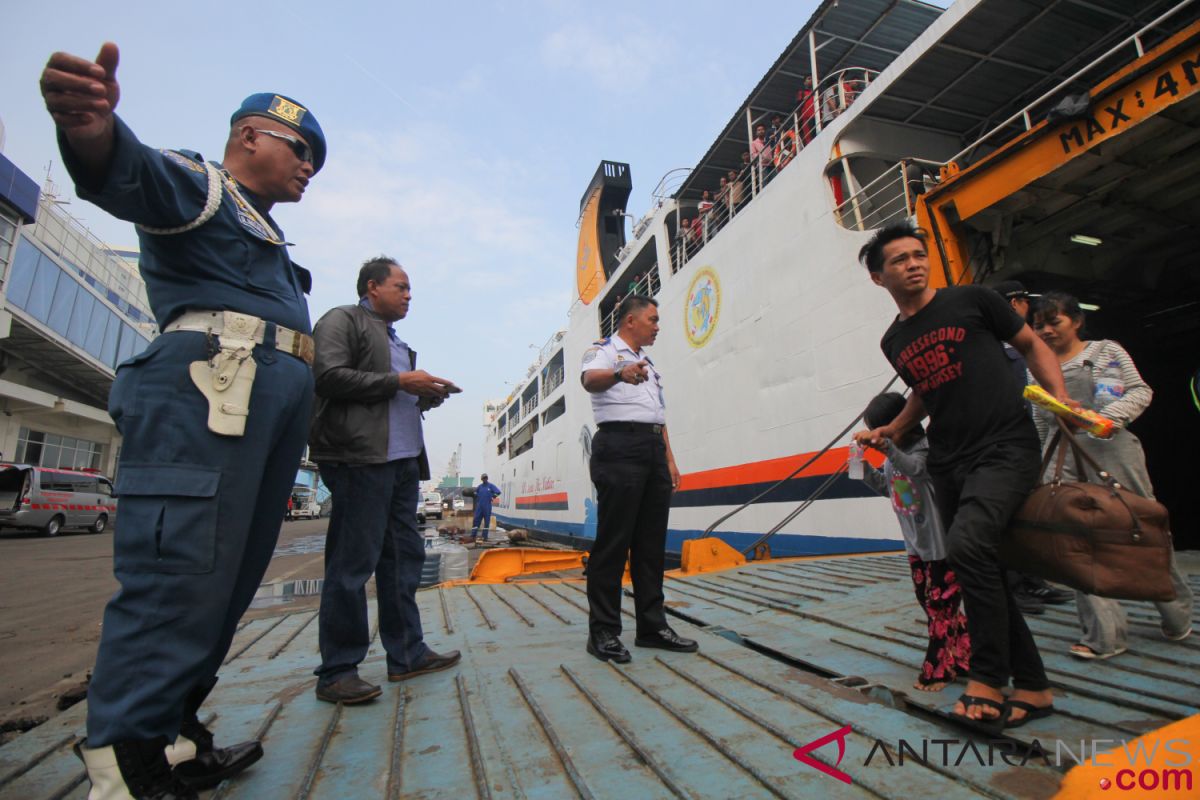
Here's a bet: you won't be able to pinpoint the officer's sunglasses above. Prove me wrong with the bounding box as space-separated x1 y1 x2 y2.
254 129 313 164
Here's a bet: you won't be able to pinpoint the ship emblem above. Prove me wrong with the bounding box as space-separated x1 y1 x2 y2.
684 267 721 348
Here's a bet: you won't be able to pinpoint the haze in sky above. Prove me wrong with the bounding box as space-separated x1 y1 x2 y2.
1 0 951 482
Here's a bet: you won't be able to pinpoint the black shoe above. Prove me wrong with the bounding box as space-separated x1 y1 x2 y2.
169 719 263 790
1024 583 1073 605
76 736 199 799
315 674 383 704
586 631 632 663
388 649 462 681
635 627 699 653
1013 589 1045 616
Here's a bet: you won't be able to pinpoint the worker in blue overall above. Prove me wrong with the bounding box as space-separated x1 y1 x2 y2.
41 42 324 799
470 473 502 541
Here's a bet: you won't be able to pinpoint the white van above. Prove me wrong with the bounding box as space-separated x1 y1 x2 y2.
0 463 118 537
422 491 443 520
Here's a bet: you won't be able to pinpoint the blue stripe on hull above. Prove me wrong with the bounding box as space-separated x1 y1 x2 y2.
492 512 904 558
671 473 880 508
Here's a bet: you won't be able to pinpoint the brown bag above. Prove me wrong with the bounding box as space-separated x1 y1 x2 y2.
1000 418 1176 602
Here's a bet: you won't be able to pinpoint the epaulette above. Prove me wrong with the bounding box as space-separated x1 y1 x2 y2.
160 149 208 175
593 337 610 345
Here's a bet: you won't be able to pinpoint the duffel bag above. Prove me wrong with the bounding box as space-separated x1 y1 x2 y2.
1000 418 1176 602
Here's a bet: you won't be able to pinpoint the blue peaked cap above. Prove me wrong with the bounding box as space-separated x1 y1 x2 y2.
231 93 326 173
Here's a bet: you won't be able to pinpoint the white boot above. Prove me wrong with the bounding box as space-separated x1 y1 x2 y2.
74 737 196 800
162 735 196 767
76 741 136 800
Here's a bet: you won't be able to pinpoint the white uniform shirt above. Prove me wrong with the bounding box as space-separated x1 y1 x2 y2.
580 333 666 424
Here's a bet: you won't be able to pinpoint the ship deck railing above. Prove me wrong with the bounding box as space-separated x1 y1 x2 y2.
671 68 878 275
541 368 565 399
599 268 663 338
832 157 944 232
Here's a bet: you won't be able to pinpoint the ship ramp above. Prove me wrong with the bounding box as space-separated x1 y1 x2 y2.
2 553 1199 799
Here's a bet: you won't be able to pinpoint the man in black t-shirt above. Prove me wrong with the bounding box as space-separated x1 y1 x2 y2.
855 221 1072 733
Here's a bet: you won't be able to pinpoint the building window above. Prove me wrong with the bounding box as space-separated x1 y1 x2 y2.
0 211 16 280
15 427 103 470
6 238 151 369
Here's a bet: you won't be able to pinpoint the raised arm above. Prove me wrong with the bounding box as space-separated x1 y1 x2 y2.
40 43 120 185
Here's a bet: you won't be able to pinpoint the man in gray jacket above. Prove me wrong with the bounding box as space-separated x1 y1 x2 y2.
309 256 462 703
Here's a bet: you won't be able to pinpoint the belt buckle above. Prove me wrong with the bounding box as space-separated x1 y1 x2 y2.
223 311 260 340
652 424 663 434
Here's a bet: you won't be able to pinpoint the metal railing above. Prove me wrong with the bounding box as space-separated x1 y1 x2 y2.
542 367 564 398
950 0 1196 166
651 168 692 205
599 267 662 338
832 157 942 231
672 67 878 273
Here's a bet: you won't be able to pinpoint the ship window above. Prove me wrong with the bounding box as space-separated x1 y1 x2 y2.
510 419 535 457
542 397 565 426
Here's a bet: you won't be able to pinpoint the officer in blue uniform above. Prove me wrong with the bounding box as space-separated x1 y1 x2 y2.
41 42 325 798
580 295 698 663
470 473 501 541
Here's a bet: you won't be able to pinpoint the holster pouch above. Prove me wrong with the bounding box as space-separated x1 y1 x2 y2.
188 312 260 437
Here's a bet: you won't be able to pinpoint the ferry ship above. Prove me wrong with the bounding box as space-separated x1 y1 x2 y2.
483 0 1200 561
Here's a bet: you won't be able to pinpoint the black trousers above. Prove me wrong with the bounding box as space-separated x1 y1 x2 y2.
587 427 672 636
930 440 1048 691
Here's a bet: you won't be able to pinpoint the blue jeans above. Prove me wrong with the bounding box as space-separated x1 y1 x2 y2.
316 458 428 684
88 331 312 746
472 504 492 539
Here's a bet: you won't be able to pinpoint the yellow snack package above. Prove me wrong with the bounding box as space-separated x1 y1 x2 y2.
1023 385 1115 439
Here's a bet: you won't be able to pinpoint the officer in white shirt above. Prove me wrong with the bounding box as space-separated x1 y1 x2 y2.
580 295 698 662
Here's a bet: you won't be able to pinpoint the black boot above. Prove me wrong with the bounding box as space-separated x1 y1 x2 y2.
76 736 198 800
165 679 263 790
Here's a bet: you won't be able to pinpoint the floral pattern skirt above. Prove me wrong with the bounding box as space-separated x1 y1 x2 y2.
909 555 971 685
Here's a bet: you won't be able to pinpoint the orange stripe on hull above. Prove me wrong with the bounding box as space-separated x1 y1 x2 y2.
679 445 884 492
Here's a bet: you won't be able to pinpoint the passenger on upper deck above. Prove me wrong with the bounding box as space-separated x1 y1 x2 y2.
726 169 744 213
697 190 713 220
750 124 771 172
796 76 816 143
714 176 730 221
768 115 783 148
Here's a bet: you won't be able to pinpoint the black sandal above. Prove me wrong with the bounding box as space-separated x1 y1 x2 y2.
947 693 1008 737
1004 699 1054 729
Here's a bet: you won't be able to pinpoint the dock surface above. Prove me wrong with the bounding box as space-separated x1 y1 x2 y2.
2 553 1198 799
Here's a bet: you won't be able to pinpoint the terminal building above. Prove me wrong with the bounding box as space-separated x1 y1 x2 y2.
0 145 154 477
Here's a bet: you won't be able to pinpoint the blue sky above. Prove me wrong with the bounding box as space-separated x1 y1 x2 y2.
1 0 946 481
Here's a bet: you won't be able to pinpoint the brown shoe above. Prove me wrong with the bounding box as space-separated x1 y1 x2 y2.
388 649 462 681
315 674 382 704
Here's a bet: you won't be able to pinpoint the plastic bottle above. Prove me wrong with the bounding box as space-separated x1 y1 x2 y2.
847 442 865 480
1093 360 1125 408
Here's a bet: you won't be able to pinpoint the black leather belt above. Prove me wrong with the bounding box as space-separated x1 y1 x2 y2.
597 421 663 434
